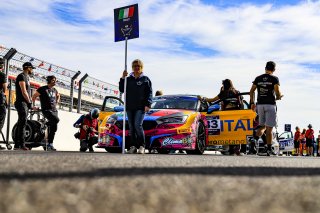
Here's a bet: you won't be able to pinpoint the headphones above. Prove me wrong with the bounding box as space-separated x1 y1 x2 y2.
46 75 56 84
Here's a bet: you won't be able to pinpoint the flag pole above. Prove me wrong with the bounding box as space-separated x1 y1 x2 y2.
122 36 128 154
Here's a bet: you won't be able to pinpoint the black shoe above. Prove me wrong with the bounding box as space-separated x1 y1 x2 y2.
46 144 57 151
80 140 88 152
88 146 94 152
14 145 30 151
258 147 271 156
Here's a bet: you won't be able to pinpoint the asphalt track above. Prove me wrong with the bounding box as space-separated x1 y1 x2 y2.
0 151 320 213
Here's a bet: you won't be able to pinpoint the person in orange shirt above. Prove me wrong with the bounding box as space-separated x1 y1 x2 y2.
305 124 314 156
299 129 306 156
293 126 301 156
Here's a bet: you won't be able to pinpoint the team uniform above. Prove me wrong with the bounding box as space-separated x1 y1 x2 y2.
36 85 60 150
14 73 31 149
252 74 280 127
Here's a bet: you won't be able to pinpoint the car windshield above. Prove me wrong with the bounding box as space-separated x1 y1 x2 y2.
151 96 198 110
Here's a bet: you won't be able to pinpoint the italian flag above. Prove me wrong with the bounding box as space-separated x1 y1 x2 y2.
118 6 134 20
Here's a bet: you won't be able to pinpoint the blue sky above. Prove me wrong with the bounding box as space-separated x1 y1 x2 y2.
202 0 303 6
0 0 320 132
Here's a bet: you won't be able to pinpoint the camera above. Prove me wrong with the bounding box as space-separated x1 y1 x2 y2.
74 132 80 139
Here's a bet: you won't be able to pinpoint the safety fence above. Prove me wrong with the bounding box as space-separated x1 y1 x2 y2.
0 45 120 112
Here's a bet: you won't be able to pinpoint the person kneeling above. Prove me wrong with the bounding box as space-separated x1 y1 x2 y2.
74 108 99 152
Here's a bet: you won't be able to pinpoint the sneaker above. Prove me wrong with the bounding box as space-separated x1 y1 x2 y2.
149 149 157 154
127 146 137 154
46 144 57 151
137 146 145 154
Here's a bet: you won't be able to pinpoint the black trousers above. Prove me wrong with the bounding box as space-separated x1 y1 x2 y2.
42 110 59 144
14 102 28 147
0 104 6 131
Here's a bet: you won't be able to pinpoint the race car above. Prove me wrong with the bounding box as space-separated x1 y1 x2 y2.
97 94 256 154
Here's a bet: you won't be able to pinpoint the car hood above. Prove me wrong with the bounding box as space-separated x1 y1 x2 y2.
112 109 195 121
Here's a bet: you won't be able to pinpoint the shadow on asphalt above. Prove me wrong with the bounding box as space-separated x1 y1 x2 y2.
1 167 320 181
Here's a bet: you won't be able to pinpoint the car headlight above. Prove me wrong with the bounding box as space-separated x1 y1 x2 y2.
107 115 117 124
157 115 188 124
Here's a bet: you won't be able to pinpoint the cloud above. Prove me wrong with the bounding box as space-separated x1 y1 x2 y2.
0 0 320 132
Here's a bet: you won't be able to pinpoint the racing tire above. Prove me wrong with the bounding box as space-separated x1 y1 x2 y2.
12 120 45 143
105 147 122 153
186 122 206 155
157 149 170 154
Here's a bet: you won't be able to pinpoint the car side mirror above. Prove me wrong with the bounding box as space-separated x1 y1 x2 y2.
207 104 220 114
114 105 124 112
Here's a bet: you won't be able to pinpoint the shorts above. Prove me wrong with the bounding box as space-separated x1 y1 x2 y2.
306 138 313 147
256 104 277 127
294 140 300 149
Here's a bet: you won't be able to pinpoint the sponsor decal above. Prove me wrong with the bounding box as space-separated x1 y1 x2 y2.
208 139 246 145
207 117 254 135
207 116 221 135
162 137 192 146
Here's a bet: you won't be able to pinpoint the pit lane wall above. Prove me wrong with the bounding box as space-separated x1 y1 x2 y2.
2 109 83 151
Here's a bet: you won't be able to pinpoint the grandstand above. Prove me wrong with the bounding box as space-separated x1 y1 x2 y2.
0 45 120 112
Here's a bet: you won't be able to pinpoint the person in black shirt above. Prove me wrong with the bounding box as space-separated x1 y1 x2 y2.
250 61 283 156
32 75 60 151
14 62 34 150
119 59 153 154
203 79 244 155
0 58 7 150
204 79 243 110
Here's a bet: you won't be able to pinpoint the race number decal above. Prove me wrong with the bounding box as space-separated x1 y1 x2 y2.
207 116 221 135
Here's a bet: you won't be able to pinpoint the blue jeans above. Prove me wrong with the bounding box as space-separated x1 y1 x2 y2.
126 110 145 148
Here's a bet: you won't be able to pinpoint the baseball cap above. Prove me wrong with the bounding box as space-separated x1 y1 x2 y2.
22 62 35 69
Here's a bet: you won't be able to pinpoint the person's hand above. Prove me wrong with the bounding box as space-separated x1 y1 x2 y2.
83 125 88 131
251 103 256 111
122 70 128 79
145 106 150 112
27 102 32 109
276 95 284 100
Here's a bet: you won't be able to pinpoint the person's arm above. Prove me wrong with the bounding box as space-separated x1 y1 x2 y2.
2 82 7 94
249 84 256 110
144 77 153 112
274 84 283 100
119 70 128 93
205 95 219 103
73 115 84 128
0 73 6 94
19 81 31 104
32 91 40 104
56 90 60 104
